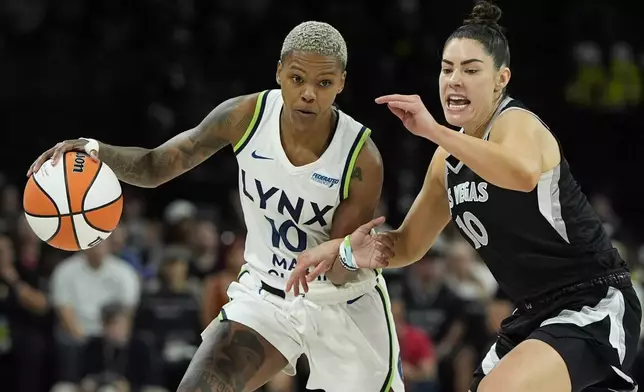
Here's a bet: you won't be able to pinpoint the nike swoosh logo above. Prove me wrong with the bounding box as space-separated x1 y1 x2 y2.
251 150 273 160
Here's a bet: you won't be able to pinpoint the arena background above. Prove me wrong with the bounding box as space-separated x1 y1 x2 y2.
1 0 643 391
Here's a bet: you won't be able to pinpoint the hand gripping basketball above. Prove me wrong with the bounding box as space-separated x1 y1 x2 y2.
23 149 123 251
27 138 98 178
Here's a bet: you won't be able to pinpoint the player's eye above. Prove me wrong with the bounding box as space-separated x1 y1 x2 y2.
441 68 453 75
292 75 303 84
465 69 479 75
319 80 332 88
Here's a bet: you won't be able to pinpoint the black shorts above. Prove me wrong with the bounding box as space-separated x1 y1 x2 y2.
471 272 642 392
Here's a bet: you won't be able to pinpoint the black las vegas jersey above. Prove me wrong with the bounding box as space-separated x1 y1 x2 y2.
445 97 626 302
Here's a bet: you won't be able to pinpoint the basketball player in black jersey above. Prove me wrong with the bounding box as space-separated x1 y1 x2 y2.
288 1 642 391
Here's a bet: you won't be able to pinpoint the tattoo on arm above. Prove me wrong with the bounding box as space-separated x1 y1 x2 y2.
179 321 266 392
98 94 254 188
351 166 363 181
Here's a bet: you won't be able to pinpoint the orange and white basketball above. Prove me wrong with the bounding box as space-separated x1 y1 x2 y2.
23 151 123 251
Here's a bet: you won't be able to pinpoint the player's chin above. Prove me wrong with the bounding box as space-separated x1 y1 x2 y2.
292 110 318 127
443 109 472 128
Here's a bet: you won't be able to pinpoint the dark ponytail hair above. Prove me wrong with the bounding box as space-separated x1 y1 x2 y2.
446 1 510 69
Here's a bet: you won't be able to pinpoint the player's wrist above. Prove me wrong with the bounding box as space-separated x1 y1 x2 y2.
79 137 100 157
338 235 359 271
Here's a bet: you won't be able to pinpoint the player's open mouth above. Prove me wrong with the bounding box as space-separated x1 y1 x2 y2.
295 109 316 116
446 95 471 111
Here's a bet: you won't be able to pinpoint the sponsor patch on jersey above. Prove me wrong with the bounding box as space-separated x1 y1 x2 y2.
310 172 340 188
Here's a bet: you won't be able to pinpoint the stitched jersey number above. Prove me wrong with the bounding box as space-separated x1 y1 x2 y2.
455 211 489 249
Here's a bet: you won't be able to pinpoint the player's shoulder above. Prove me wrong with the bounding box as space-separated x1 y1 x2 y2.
491 98 548 139
343 114 382 167
355 135 382 171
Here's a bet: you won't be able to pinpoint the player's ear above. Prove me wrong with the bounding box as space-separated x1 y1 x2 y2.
337 70 346 94
276 60 282 86
494 66 511 92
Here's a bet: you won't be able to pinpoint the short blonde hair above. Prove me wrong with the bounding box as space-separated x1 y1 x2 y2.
280 21 348 69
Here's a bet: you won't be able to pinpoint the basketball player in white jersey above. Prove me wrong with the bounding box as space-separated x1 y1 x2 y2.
28 22 404 392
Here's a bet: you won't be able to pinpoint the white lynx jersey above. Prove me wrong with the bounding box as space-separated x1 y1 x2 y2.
233 89 375 290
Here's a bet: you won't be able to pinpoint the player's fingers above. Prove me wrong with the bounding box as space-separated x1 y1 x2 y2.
300 274 309 293
374 257 389 269
355 216 385 235
375 94 416 104
51 143 70 166
28 146 56 176
285 273 296 292
287 271 301 295
376 234 395 250
375 242 395 259
306 263 327 283
386 101 418 113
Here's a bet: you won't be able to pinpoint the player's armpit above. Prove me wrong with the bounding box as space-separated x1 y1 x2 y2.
325 137 384 285
387 148 451 268
98 93 260 188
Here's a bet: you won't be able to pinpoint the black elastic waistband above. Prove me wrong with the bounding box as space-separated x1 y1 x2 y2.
260 280 367 304
261 281 286 299
518 271 632 311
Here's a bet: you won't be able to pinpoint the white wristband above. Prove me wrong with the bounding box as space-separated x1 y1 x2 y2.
79 137 99 156
338 236 358 271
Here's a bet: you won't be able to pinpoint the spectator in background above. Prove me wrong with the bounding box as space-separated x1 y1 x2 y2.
392 297 438 392
82 303 165 392
111 225 152 280
0 232 50 392
444 240 497 301
188 219 221 281
136 246 201 390
50 239 140 390
163 200 197 246
397 249 472 392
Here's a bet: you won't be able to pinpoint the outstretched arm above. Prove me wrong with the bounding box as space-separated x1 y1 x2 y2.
28 93 259 188
98 94 257 187
386 147 451 268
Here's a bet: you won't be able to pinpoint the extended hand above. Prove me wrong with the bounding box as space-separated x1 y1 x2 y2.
27 139 98 177
285 216 394 295
375 94 440 140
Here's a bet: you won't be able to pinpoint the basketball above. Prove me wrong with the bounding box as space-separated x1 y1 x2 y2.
23 151 123 251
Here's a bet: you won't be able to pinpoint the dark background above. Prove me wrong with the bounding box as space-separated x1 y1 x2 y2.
1 0 644 391
2 0 643 230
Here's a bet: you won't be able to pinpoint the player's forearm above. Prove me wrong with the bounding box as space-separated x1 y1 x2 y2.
432 125 540 192
98 143 161 187
385 229 425 268
326 254 358 286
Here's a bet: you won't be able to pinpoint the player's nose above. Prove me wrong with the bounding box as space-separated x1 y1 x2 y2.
448 71 463 87
301 86 316 102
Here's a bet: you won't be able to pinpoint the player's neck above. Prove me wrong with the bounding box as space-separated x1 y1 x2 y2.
280 109 337 154
463 97 503 138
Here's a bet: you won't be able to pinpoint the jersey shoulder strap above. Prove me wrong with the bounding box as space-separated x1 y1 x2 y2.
338 111 372 201
233 89 272 155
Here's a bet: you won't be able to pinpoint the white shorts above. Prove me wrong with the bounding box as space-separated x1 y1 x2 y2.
202 267 405 392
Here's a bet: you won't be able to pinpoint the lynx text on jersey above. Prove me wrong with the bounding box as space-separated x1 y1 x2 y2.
241 169 334 281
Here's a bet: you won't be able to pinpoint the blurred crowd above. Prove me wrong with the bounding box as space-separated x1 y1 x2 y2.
1 183 644 392
2 0 644 391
